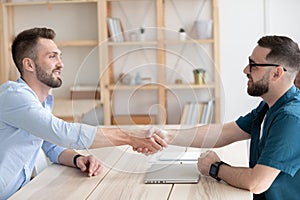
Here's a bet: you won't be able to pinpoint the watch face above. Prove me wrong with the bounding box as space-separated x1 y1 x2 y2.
209 165 218 177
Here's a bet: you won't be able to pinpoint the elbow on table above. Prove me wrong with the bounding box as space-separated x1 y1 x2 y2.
247 180 271 194
245 164 279 194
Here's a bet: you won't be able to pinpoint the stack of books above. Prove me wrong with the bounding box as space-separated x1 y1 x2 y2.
107 17 124 42
180 100 213 125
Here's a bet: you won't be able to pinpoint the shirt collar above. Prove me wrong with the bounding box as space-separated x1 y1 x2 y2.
16 77 54 109
268 85 298 113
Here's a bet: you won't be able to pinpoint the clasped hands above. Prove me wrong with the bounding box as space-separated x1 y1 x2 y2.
75 127 168 177
130 127 169 155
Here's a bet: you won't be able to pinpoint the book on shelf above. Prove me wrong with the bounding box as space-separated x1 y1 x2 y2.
201 100 213 124
180 103 190 124
107 17 124 42
180 100 213 125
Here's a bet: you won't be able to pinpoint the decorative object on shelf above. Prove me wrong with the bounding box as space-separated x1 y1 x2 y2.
175 79 183 84
118 73 132 85
129 31 138 41
193 68 206 85
134 72 142 85
194 19 213 39
140 27 145 41
141 77 152 84
179 28 186 40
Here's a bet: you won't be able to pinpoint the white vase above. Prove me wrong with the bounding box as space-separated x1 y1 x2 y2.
179 32 186 40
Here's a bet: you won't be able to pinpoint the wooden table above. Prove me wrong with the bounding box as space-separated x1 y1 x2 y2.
9 145 252 200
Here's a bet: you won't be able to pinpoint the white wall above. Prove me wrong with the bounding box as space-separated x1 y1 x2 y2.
219 0 300 122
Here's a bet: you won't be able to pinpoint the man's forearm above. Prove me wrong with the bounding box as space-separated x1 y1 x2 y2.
166 122 249 148
166 124 223 148
218 164 279 194
89 127 131 148
58 149 79 167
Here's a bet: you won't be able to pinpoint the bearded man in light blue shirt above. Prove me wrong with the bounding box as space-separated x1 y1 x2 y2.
0 27 167 199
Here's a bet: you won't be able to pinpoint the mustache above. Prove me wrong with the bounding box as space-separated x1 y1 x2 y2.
247 74 252 80
52 66 62 72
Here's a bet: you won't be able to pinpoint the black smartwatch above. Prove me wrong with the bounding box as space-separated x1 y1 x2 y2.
209 161 229 181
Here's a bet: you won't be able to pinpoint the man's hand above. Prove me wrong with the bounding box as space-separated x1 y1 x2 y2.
132 127 168 154
75 155 102 177
91 126 168 154
197 150 220 176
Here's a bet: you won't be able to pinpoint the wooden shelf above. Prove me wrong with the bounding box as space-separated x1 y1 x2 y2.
56 40 98 47
107 39 213 46
107 83 215 91
164 39 214 45
2 0 97 7
107 40 158 46
106 0 146 2
108 84 159 91
166 84 215 90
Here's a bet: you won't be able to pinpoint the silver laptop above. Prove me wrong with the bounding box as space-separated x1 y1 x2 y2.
158 152 200 161
144 163 200 184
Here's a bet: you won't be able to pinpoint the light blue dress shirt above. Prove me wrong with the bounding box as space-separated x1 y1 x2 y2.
0 78 97 199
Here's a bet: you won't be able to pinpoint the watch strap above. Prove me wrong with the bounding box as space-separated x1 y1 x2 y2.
209 161 229 181
73 154 83 169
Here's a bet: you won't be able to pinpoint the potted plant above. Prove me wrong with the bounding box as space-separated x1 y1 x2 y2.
179 28 186 40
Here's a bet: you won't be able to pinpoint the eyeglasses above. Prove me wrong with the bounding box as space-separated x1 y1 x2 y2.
248 57 287 72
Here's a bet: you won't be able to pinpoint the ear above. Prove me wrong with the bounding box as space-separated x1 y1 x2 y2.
272 67 284 80
22 58 35 72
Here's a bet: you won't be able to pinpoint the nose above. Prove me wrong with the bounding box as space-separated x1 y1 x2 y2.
57 57 64 69
243 64 250 74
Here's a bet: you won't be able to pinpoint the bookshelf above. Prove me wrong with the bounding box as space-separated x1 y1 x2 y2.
101 0 220 125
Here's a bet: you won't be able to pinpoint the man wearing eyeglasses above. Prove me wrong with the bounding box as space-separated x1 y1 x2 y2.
153 35 300 200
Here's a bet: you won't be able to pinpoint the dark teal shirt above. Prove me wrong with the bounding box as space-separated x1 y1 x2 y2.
236 85 300 200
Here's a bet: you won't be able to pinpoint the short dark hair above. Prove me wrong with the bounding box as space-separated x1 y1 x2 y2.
258 35 300 74
11 27 56 76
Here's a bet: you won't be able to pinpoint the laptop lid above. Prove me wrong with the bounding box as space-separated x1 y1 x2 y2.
158 152 200 161
144 163 200 184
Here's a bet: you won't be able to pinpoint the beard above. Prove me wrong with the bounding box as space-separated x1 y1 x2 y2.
247 74 269 96
35 64 62 88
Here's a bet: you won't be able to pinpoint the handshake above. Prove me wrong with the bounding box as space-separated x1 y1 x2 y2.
129 127 169 155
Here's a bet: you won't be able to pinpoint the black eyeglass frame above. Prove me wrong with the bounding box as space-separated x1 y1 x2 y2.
248 57 287 72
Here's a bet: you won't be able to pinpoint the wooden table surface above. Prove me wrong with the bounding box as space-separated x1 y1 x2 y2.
9 145 252 200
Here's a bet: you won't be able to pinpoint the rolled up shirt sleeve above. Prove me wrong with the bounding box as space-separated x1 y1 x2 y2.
42 140 65 164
